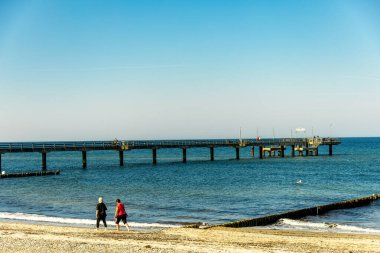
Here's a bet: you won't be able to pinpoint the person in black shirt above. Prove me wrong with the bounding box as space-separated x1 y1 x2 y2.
96 197 107 230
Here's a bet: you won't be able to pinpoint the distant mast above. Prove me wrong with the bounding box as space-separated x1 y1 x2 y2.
239 127 242 145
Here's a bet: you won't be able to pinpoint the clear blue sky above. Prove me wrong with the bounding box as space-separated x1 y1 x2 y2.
0 0 379 141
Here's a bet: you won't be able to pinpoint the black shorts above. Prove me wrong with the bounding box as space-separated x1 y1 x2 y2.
115 214 127 224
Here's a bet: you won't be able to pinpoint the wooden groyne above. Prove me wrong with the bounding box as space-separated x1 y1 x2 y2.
219 194 380 228
0 170 60 178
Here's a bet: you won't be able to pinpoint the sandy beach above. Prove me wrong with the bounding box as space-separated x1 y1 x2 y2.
0 222 379 253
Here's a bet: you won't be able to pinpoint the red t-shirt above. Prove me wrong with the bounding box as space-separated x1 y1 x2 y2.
117 203 126 216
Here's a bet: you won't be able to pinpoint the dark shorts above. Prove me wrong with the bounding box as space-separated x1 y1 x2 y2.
115 214 127 224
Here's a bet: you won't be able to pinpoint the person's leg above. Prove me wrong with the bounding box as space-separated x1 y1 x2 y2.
102 217 107 230
125 222 130 231
116 216 120 231
122 215 130 231
96 218 100 229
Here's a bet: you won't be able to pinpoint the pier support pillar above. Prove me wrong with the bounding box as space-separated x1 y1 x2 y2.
235 147 240 160
316 148 319 156
210 147 214 161
82 151 87 168
152 148 157 164
251 147 255 158
182 148 187 163
291 145 295 157
119 150 124 166
42 152 47 171
306 143 309 156
281 146 285 158
259 146 263 159
329 144 333 156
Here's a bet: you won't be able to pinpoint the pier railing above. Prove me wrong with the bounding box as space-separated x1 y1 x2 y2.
0 138 342 171
0 141 117 152
0 138 341 153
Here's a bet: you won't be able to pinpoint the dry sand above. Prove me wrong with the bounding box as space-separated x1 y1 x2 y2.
0 222 380 252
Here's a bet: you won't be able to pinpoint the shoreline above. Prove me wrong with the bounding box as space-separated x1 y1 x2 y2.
2 214 380 235
1 221 380 252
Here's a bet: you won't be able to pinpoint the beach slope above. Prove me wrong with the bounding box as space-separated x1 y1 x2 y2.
0 222 379 252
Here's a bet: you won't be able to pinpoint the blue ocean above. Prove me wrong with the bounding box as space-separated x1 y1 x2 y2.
0 137 379 233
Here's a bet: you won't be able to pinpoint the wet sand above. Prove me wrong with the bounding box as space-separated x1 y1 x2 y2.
0 222 379 252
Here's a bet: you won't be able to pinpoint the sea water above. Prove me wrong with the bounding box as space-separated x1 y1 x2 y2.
0 137 379 232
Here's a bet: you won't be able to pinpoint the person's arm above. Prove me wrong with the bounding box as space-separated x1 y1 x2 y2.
96 210 99 218
115 205 119 218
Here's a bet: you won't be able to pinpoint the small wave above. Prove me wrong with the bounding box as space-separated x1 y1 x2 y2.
0 212 181 229
277 218 380 234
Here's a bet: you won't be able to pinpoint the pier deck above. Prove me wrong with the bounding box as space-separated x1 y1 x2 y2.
0 138 340 152
0 138 341 171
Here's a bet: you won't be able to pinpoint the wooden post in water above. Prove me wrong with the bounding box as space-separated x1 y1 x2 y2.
210 147 214 161
235 147 240 160
42 152 47 171
259 146 263 159
152 148 157 164
291 145 295 157
182 148 187 163
119 150 124 166
316 148 319 156
82 151 87 168
329 144 333 156
251 146 255 158
281 146 285 158
306 142 309 156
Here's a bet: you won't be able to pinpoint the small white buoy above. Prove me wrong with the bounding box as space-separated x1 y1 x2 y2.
296 179 302 184
1 171 5 175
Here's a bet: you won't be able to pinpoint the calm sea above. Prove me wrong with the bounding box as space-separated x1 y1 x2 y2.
0 137 379 233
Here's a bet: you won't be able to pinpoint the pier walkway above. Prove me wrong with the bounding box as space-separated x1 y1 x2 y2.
0 137 341 171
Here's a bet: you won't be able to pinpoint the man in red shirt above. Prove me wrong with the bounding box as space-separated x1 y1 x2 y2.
114 199 130 231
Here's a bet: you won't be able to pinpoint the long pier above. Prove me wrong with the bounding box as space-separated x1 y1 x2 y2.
0 137 341 172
